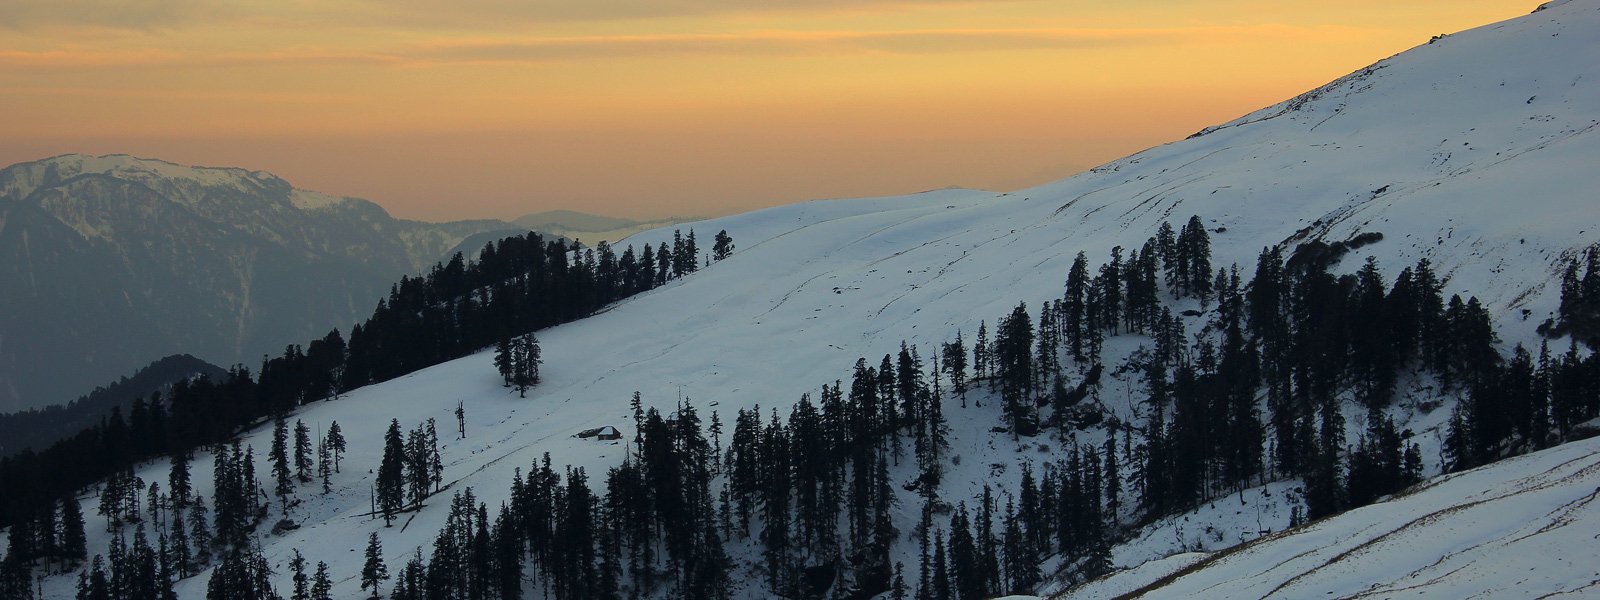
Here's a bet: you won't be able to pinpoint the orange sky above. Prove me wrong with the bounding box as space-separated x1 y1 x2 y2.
0 1 1534 221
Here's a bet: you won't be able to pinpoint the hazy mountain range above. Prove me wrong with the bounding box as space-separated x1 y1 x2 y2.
0 154 527 412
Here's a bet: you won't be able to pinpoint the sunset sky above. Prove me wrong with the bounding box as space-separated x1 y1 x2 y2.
0 1 1532 221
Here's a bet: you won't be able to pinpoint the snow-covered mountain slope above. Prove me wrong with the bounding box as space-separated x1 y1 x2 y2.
20 1 1600 597
0 154 523 412
1063 433 1600 599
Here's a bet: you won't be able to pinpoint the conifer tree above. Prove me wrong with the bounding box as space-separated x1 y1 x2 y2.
656 241 672 285
639 243 658 290
712 230 735 261
672 230 687 277
1179 215 1213 300
378 420 407 525
290 549 309 600
361 532 389 599
317 438 332 494
509 333 542 397
167 511 190 579
145 481 162 528
79 555 111 600
1103 433 1121 521
60 496 88 565
973 321 989 381
271 416 293 515
426 419 444 493
1098 247 1124 336
1001 496 1038 594
326 422 346 473
931 529 950 600
294 420 314 484
311 561 333 600
493 337 513 386
168 454 192 511
942 332 968 403
1156 220 1177 287
685 229 700 273
1064 252 1090 361
995 303 1037 437
187 496 211 567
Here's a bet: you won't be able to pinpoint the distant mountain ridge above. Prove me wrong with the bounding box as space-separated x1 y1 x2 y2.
0 154 525 412
514 208 698 243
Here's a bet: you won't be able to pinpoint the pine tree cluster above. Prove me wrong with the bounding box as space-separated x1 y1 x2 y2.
493 334 542 398
375 418 446 525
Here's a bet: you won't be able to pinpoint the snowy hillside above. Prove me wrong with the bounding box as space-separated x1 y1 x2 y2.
1062 433 1600 599
18 0 1600 597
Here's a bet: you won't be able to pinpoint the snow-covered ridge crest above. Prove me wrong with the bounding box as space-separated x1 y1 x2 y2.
0 153 365 215
1030 0 1599 339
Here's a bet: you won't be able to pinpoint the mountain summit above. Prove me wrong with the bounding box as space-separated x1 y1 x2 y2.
0 154 523 412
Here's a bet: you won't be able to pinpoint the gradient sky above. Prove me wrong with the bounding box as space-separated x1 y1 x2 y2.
0 1 1533 222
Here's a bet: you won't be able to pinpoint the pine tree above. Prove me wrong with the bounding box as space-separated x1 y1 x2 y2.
712 230 735 261
685 229 700 273
290 549 309 600
1180 216 1213 300
426 419 443 493
145 481 162 529
271 416 293 515
79 555 111 600
168 454 192 511
317 438 332 494
639 243 658 290
973 321 989 381
1001 496 1038 594
50 498 88 568
672 230 687 277
326 422 346 473
405 425 429 507
1103 432 1121 522
311 561 333 600
995 303 1037 437
942 332 968 403
1064 252 1090 361
168 511 191 579
1156 220 1177 288
1098 247 1124 336
494 336 513 386
361 532 389 599
378 420 407 525
294 420 314 483
509 333 542 397
656 241 672 285
931 529 951 600
187 496 211 567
